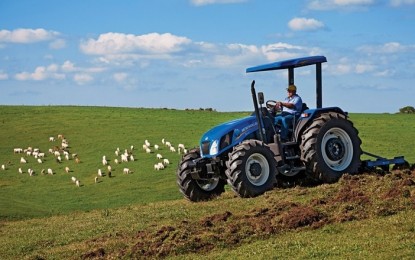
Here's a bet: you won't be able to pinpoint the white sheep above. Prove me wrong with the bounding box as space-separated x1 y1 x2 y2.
163 158 170 166
102 158 108 165
114 158 119 164
54 151 60 157
38 152 45 158
107 165 112 172
62 142 69 149
56 156 62 163
123 168 130 174
169 147 176 153
121 154 128 162
20 157 27 164
162 138 165 145
71 176 77 182
75 180 80 187
14 148 23 153
49 136 55 142
65 166 70 173
157 162 165 170
145 140 150 147
1 164 5 170
154 144 159 150
130 145 134 151
28 168 34 176
156 153 163 159
18 168 23 174
154 164 160 170
37 158 43 164
95 176 98 183
165 141 172 148
115 150 119 156
98 169 103 177
47 168 53 175
142 144 148 150
130 155 135 161
145 148 151 154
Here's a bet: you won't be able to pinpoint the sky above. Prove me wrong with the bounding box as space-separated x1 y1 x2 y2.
1 0 415 113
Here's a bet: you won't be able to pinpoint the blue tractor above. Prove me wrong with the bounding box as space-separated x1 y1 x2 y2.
177 55 405 202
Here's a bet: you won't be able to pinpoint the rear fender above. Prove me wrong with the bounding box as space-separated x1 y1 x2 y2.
294 107 347 141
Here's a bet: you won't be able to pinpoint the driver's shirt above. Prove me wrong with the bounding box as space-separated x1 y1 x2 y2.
282 94 302 115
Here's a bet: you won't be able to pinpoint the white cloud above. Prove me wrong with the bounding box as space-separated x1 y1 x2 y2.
390 0 415 6
308 0 375 10
80 32 191 56
15 64 65 81
74 73 93 85
261 42 304 61
358 42 415 53
190 0 246 6
0 28 59 43
49 39 66 49
0 71 8 80
355 63 375 73
288 17 325 31
113 72 128 82
61 61 76 72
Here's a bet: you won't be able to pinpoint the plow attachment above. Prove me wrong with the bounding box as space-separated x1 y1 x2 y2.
361 151 408 171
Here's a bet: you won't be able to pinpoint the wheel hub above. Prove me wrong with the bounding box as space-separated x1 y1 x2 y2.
325 137 345 161
249 162 262 177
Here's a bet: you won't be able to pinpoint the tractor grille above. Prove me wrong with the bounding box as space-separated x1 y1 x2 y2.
201 141 210 156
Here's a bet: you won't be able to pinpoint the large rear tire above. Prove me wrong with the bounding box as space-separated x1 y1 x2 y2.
226 140 276 197
300 112 362 183
177 148 226 202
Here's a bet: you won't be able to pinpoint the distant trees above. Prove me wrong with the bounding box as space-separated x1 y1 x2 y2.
399 106 415 114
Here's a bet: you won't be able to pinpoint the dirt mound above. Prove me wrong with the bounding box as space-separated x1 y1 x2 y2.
82 169 415 259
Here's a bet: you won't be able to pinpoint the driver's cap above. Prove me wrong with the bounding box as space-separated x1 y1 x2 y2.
287 84 297 91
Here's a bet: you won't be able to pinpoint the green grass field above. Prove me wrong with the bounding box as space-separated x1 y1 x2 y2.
0 106 414 259
0 106 248 219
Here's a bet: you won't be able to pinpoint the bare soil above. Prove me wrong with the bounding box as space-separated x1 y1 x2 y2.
81 166 415 259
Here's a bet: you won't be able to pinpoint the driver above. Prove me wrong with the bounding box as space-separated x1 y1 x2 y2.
274 84 303 141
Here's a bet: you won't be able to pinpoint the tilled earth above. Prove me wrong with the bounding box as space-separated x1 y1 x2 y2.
82 166 415 259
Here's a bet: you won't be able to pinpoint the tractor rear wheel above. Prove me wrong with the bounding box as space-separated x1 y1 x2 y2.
226 140 276 197
177 148 226 202
300 112 362 183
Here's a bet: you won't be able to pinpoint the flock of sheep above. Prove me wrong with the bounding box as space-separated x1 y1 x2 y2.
1 135 188 188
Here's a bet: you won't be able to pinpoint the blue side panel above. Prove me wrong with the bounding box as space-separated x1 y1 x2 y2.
246 56 327 73
200 115 259 158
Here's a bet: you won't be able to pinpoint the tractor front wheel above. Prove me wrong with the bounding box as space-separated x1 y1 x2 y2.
177 148 226 202
226 140 276 197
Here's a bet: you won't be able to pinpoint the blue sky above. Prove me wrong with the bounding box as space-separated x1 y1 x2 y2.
1 0 414 113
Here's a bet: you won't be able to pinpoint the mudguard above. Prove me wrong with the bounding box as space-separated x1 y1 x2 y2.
294 107 347 141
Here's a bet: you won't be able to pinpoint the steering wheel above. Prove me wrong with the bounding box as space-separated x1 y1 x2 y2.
266 100 277 109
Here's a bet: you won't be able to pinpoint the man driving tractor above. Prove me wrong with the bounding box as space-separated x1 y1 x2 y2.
274 84 303 140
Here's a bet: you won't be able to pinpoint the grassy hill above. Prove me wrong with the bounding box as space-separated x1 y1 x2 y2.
0 106 414 259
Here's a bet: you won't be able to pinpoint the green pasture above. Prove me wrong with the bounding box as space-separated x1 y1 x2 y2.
0 106 414 220
0 106 247 219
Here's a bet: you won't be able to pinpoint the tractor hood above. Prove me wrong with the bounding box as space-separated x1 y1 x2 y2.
200 114 258 158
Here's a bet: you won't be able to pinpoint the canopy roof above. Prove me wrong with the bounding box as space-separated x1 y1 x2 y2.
246 55 327 73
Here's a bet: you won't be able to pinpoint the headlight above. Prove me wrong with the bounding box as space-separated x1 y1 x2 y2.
209 140 219 156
